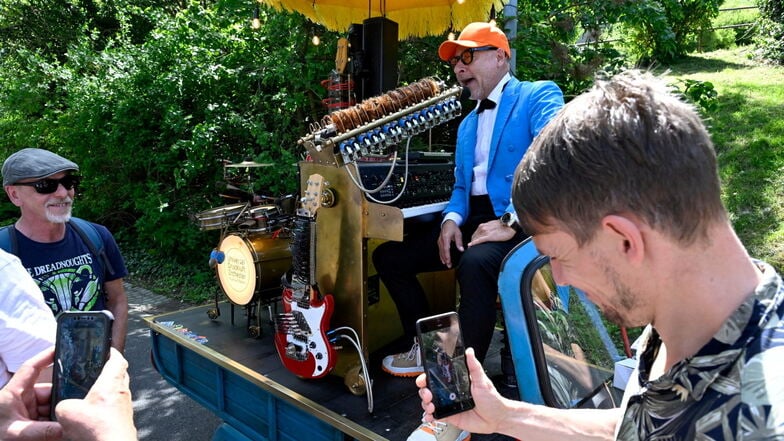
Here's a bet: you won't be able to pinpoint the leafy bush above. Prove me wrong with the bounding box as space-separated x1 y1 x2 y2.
759 0 784 20
695 4 760 51
616 0 722 64
1 2 339 270
756 20 784 63
696 28 738 52
509 0 627 96
672 78 719 113
714 5 760 46
755 0 784 63
121 239 219 302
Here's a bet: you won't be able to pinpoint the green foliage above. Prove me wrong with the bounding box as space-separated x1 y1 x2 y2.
696 28 739 52
755 0 783 63
0 0 90 61
122 240 219 302
710 4 759 47
398 36 452 83
615 0 722 64
755 16 784 63
661 48 784 270
2 0 778 301
0 1 338 270
666 0 723 52
672 78 720 112
509 0 627 96
693 2 760 53
759 0 784 20
0 0 172 62
614 1 677 64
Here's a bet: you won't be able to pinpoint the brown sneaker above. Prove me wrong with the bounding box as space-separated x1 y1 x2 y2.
382 339 424 377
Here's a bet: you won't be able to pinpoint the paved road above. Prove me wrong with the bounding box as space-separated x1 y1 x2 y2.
125 283 222 441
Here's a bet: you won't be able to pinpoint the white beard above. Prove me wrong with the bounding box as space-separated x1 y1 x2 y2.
45 199 73 223
46 210 72 223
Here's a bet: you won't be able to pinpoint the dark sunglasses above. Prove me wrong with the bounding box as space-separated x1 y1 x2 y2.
447 46 497 67
14 175 82 194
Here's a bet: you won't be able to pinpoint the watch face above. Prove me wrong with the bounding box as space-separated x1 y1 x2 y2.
501 212 513 226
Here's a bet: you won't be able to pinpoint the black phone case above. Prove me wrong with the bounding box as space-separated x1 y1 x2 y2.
416 312 475 419
50 310 113 420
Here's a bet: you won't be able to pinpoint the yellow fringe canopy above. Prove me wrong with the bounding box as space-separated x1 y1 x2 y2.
259 0 505 40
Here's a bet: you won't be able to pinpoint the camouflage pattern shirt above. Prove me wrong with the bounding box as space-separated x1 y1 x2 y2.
616 260 784 440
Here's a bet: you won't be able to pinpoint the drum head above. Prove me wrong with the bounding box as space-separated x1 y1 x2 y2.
248 204 279 217
195 203 247 231
216 234 257 305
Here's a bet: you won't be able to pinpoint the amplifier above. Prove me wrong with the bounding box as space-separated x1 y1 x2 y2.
356 156 454 210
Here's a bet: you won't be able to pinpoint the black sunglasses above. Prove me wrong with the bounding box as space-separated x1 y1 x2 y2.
14 175 82 194
447 46 497 67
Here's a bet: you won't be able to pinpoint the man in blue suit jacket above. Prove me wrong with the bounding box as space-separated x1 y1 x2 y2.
373 21 564 387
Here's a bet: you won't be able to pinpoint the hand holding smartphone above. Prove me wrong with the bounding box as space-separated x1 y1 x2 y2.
416 312 474 419
51 311 113 420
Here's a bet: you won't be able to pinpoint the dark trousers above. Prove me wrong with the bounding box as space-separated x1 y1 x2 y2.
372 196 524 362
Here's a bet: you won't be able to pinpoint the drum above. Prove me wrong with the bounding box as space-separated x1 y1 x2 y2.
216 233 291 305
194 203 247 231
244 205 280 234
276 194 297 216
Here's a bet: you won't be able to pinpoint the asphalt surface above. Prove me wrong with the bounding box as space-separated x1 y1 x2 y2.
125 283 222 441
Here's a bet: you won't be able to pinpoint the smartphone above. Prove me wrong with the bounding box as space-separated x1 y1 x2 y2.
416 312 475 419
51 310 113 420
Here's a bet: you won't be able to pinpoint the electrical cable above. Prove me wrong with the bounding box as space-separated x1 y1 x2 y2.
346 137 412 204
346 150 398 194
329 326 374 413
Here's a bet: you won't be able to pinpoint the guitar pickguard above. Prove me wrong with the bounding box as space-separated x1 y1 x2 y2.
274 286 336 378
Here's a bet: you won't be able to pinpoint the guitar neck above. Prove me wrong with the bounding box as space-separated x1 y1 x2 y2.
291 173 324 290
308 217 316 286
290 216 311 287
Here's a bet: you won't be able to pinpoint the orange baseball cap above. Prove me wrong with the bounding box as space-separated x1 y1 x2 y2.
438 22 511 62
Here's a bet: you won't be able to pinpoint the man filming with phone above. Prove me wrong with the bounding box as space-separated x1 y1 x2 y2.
1 148 129 352
0 347 137 441
415 70 784 440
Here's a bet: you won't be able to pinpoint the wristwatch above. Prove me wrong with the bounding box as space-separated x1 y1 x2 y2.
500 212 522 232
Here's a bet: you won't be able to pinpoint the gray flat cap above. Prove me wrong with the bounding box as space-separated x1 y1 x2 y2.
2 148 79 186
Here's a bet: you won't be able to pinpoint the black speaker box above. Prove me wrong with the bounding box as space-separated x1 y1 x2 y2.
360 17 398 100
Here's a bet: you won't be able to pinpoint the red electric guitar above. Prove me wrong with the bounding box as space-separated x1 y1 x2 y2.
274 174 336 379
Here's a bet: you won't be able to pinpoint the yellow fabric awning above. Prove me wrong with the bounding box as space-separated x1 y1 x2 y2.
259 0 504 40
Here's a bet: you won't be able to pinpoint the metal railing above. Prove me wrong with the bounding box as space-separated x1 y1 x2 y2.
572 4 760 48
712 5 759 31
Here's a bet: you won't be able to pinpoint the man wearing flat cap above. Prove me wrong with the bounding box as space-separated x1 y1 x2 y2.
2 148 128 352
373 21 564 441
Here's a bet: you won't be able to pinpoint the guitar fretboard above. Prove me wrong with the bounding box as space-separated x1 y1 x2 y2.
290 215 312 287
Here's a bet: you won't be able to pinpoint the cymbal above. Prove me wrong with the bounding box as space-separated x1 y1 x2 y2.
225 160 274 168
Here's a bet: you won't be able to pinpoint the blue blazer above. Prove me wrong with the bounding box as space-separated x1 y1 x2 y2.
443 77 564 220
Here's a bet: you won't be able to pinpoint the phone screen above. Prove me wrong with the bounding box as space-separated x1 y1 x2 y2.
416 312 474 419
51 311 112 419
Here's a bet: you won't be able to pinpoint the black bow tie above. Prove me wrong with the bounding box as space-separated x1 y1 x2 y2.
477 99 496 114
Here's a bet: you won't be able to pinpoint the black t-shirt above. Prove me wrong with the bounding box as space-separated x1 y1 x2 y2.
14 222 127 315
